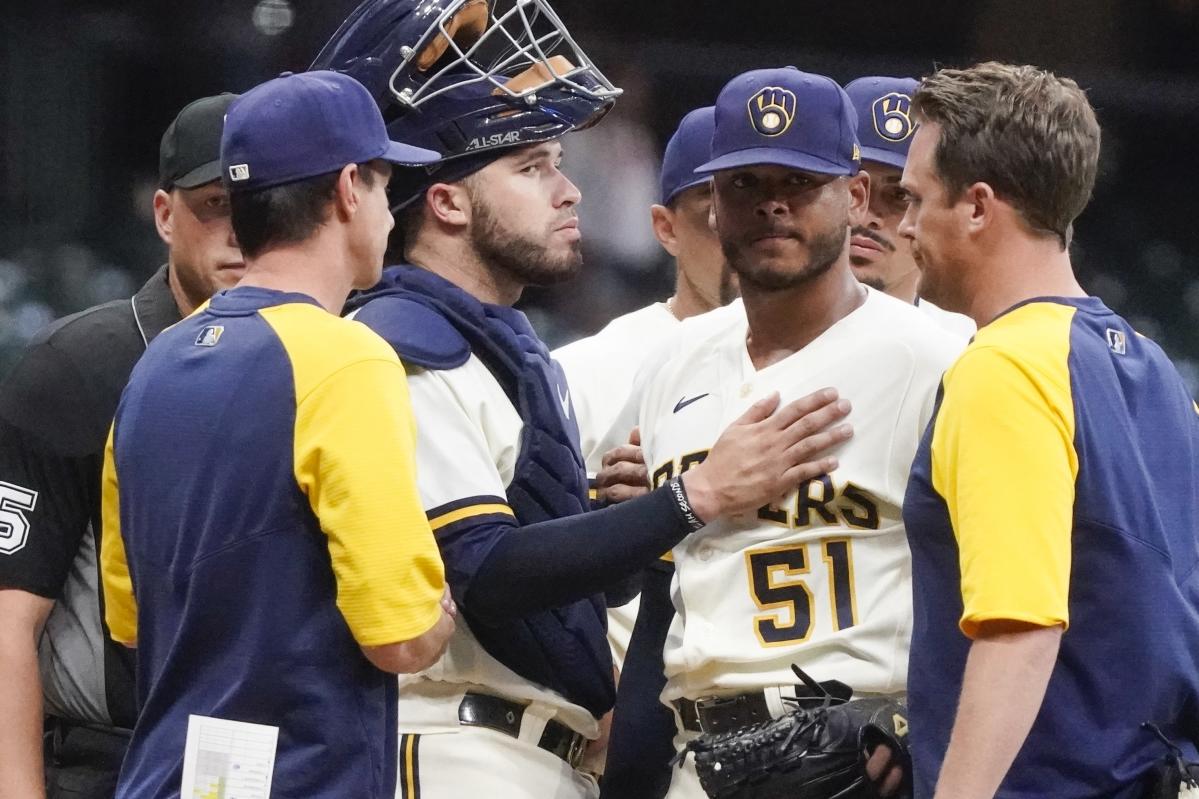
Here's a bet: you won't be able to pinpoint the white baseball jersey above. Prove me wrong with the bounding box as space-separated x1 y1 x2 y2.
917 296 976 338
627 288 964 703
395 354 599 740
553 301 678 666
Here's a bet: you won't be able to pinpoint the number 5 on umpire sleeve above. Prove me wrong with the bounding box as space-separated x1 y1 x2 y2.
746 539 857 647
0 481 38 555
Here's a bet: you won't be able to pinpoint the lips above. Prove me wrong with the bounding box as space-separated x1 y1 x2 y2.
850 234 883 253
218 262 246 271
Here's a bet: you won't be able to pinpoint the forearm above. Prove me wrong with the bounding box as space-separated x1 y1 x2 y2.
0 633 47 799
466 484 690 619
933 622 1063 799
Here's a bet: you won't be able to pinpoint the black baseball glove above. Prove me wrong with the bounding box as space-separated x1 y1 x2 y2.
684 669 911 799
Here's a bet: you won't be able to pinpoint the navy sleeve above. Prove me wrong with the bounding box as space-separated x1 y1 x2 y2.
441 484 690 621
601 562 677 799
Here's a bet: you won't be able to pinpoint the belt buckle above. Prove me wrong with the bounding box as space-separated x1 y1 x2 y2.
565 732 586 769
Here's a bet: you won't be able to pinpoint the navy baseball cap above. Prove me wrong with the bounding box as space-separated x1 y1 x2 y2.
221 70 439 192
660 106 715 206
696 67 860 178
844 76 919 169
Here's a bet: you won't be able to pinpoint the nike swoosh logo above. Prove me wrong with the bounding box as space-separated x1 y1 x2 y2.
673 393 710 413
558 384 571 418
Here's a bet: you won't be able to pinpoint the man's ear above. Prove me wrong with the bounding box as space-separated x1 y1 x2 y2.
426 182 472 229
333 163 361 222
153 189 174 246
963 181 997 236
650 204 680 257
847 170 871 227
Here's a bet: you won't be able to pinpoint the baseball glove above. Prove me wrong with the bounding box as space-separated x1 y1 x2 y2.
684 669 911 799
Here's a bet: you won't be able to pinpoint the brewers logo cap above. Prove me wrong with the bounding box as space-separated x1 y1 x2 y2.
220 70 439 192
695 66 860 177
660 106 715 205
843 76 919 169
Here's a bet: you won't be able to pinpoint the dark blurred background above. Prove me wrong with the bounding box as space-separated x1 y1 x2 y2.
3 1 1199 389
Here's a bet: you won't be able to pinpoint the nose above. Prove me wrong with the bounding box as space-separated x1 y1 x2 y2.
227 223 240 249
755 196 789 217
897 205 916 240
557 171 581 208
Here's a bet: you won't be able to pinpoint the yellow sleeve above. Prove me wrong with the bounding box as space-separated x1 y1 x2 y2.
293 357 447 647
99 424 138 645
931 343 1078 638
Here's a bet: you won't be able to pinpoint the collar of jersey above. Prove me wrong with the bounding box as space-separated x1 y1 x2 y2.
205 286 323 317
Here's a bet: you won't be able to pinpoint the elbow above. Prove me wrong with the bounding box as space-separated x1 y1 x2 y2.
362 610 455 674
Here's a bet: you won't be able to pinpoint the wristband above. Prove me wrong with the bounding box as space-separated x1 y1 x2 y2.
667 476 707 532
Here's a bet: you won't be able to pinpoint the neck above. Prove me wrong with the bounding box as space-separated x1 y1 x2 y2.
407 234 522 306
670 262 722 320
888 267 920 305
742 258 865 371
236 236 357 313
166 260 198 317
963 233 1084 326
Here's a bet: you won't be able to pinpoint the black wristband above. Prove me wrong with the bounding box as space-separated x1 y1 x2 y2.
667 476 707 532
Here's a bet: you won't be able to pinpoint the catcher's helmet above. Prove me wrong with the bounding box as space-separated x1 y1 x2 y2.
312 0 618 181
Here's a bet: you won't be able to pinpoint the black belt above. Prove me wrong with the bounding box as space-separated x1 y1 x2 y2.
675 682 853 734
458 692 587 769
44 717 132 768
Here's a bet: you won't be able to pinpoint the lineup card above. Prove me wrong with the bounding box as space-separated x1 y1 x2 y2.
180 715 279 799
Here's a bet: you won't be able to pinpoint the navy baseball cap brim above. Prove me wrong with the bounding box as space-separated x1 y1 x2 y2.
696 146 857 177
858 146 907 170
380 139 441 167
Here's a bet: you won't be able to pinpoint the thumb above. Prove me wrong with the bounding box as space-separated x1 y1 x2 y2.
628 426 641 446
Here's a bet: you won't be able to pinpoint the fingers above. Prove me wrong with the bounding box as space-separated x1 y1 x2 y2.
595 460 648 491
776 399 852 450
628 426 641 446
599 483 650 505
766 388 841 431
440 587 458 617
600 444 646 470
781 421 853 464
730 391 781 426
865 744 904 797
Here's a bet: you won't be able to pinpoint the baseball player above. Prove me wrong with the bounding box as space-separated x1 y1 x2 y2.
100 71 454 799
314 5 855 797
553 105 734 794
901 63 1199 799
599 67 965 799
843 76 975 338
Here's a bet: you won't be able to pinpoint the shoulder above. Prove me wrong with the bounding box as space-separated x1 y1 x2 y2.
856 290 965 373
917 298 977 339
554 302 675 361
258 303 404 395
0 298 144 446
350 294 470 370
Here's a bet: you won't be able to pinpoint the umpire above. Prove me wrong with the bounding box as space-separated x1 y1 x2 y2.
0 93 240 798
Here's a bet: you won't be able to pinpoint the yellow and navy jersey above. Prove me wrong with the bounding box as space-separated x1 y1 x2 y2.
904 296 1199 798
99 287 445 799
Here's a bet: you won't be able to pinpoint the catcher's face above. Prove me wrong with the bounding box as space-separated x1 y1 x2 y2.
154 181 244 315
463 141 583 287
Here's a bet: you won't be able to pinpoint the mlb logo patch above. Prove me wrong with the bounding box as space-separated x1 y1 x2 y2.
195 325 224 347
1105 328 1126 355
228 164 250 182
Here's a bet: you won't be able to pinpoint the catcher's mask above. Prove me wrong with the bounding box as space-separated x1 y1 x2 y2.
312 0 620 208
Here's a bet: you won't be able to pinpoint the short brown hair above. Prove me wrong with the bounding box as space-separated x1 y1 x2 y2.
913 62 1101 248
231 161 382 259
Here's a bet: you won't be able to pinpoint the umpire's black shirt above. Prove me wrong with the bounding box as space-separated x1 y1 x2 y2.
0 265 179 728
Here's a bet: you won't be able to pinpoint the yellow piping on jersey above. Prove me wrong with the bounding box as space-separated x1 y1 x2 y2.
429 503 515 531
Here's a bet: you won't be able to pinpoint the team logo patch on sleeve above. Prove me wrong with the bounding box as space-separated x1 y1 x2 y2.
1106 328 1127 355
195 326 225 347
748 86 797 137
